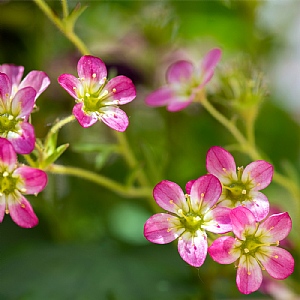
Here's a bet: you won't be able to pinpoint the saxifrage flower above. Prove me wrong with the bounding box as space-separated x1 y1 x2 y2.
0 138 48 228
145 48 221 111
208 206 294 294
206 146 274 221
58 55 136 132
0 63 50 100
144 174 232 267
0 64 50 154
0 73 36 154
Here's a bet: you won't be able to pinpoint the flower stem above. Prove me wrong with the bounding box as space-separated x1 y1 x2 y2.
48 115 76 138
61 0 69 19
113 131 149 187
201 97 260 160
48 164 152 198
33 0 89 55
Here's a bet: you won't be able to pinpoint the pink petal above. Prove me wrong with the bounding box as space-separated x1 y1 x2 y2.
153 180 188 214
7 122 35 154
190 174 222 213
73 103 98 128
77 55 107 82
18 71 50 100
100 107 129 132
204 206 232 233
144 213 184 244
0 137 17 168
166 96 194 112
185 179 196 194
206 146 237 184
58 74 81 99
14 166 48 194
200 48 222 86
145 87 174 107
0 197 5 222
0 64 24 88
11 87 36 118
208 236 240 264
258 247 294 280
236 255 263 294
105 76 136 105
178 231 208 267
0 73 12 104
259 212 292 243
8 194 38 228
242 160 274 190
230 206 257 240
243 191 269 222
166 60 194 84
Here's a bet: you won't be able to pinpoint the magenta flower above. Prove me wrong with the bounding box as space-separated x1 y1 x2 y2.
206 146 274 221
0 64 50 154
58 55 136 132
0 138 48 228
208 206 294 294
0 63 50 100
144 174 232 267
145 48 221 111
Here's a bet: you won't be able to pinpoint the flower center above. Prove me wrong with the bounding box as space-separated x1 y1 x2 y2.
0 114 18 135
180 212 202 232
223 182 249 203
0 170 18 195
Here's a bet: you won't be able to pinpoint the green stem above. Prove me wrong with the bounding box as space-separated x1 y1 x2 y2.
201 97 261 160
113 131 149 187
48 164 152 198
33 0 89 55
45 115 75 145
61 0 69 19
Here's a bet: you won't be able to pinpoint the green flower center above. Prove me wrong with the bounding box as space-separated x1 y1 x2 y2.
0 114 18 135
224 182 249 202
180 212 202 233
75 75 118 114
0 171 19 195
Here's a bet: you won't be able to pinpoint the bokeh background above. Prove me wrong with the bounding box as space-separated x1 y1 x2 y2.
0 0 299 299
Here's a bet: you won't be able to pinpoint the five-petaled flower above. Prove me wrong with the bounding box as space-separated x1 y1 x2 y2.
206 146 274 221
0 64 50 154
0 138 48 228
144 174 232 267
145 48 221 111
58 55 136 132
208 206 294 294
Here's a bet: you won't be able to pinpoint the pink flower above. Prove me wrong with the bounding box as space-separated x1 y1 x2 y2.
144 174 232 267
206 146 274 221
58 55 136 132
0 73 35 154
0 63 50 100
145 48 221 111
0 138 48 228
0 64 50 154
208 206 294 295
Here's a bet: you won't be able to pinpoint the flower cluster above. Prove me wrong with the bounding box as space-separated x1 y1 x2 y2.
144 146 294 294
0 64 50 227
0 55 138 227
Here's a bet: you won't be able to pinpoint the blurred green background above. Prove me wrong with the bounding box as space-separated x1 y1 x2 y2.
0 0 299 299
